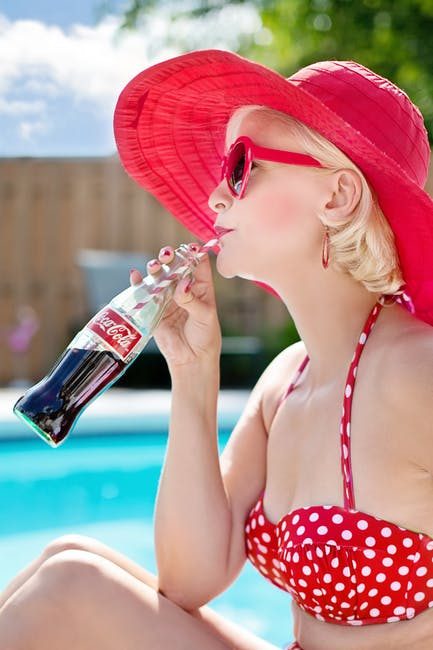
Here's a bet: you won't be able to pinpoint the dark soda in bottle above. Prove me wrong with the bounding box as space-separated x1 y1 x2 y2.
13 348 126 446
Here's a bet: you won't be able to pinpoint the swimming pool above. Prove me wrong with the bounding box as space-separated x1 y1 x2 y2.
0 391 295 647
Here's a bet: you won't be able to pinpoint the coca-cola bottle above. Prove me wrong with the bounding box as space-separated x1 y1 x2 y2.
13 239 219 447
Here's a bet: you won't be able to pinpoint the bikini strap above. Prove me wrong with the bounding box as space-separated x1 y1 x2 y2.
275 352 310 414
273 295 392 511
341 298 384 510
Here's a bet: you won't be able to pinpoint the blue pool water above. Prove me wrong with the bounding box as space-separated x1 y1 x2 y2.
0 428 295 647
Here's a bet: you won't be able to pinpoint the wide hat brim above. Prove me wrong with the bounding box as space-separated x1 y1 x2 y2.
113 48 433 327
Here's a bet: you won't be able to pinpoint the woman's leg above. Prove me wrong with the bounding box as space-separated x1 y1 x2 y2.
0 548 280 650
0 534 159 609
0 538 279 650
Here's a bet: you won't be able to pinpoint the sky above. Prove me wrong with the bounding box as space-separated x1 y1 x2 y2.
0 0 262 156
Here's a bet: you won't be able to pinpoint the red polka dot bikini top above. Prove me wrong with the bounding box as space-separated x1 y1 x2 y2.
244 294 433 626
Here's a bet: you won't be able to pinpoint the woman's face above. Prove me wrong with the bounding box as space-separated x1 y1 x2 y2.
208 111 327 285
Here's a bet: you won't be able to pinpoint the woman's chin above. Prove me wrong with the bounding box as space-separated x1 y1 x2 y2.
215 254 237 279
216 260 261 283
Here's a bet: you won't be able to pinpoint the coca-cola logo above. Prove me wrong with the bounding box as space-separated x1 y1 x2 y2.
96 313 138 347
88 308 142 360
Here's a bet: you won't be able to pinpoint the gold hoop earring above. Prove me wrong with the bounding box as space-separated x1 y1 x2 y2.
322 225 330 269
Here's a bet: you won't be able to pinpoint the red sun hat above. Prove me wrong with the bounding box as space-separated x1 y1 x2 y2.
113 48 433 327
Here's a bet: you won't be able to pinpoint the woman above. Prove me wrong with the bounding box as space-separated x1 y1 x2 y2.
1 51 433 650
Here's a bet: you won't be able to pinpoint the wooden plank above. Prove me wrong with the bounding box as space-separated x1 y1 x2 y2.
10 160 32 384
0 161 14 385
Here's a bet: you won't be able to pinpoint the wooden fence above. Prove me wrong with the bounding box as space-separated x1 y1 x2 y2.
0 156 288 386
1 155 432 387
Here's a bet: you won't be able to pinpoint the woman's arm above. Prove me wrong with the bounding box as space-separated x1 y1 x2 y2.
154 361 231 611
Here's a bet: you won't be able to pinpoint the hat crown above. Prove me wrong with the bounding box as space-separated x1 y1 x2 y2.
288 60 430 188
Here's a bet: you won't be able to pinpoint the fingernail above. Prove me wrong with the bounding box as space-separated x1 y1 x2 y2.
130 269 141 285
184 278 193 293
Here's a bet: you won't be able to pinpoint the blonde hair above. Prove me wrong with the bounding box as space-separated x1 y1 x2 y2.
225 105 406 298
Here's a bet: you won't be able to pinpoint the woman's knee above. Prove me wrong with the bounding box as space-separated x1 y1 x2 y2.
0 551 110 640
41 533 101 562
37 549 109 598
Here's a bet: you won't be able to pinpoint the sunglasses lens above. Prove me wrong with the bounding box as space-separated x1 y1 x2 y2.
229 142 246 195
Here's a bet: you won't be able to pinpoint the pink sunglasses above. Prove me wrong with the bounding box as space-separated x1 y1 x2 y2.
220 135 326 199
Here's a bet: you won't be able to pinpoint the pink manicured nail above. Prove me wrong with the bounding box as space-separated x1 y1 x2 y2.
184 278 193 293
130 269 141 285
160 247 173 257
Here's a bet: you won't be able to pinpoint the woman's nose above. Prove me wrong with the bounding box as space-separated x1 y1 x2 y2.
208 180 232 214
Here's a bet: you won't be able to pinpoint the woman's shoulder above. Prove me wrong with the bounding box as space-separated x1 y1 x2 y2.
260 340 307 432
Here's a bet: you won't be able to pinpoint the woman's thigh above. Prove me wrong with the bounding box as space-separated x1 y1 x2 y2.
35 536 280 650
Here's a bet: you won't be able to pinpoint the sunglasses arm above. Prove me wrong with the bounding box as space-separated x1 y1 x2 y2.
250 142 325 168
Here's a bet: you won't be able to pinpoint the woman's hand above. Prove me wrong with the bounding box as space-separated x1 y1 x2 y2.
130 244 222 371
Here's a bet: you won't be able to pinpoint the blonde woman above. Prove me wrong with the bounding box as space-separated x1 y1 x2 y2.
1 50 433 650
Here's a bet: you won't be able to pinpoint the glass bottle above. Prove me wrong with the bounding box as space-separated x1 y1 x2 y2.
13 239 219 447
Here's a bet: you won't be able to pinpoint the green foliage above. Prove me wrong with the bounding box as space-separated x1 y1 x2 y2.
258 318 300 363
115 0 275 28
240 0 433 141
115 0 433 141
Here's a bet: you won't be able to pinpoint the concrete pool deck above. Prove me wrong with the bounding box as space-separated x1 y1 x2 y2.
0 387 250 439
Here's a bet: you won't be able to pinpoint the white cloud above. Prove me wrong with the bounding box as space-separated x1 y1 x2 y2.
0 97 46 115
18 119 49 141
0 14 159 108
21 79 62 97
0 5 261 119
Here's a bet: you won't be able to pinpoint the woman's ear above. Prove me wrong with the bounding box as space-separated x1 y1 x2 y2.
322 168 362 219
